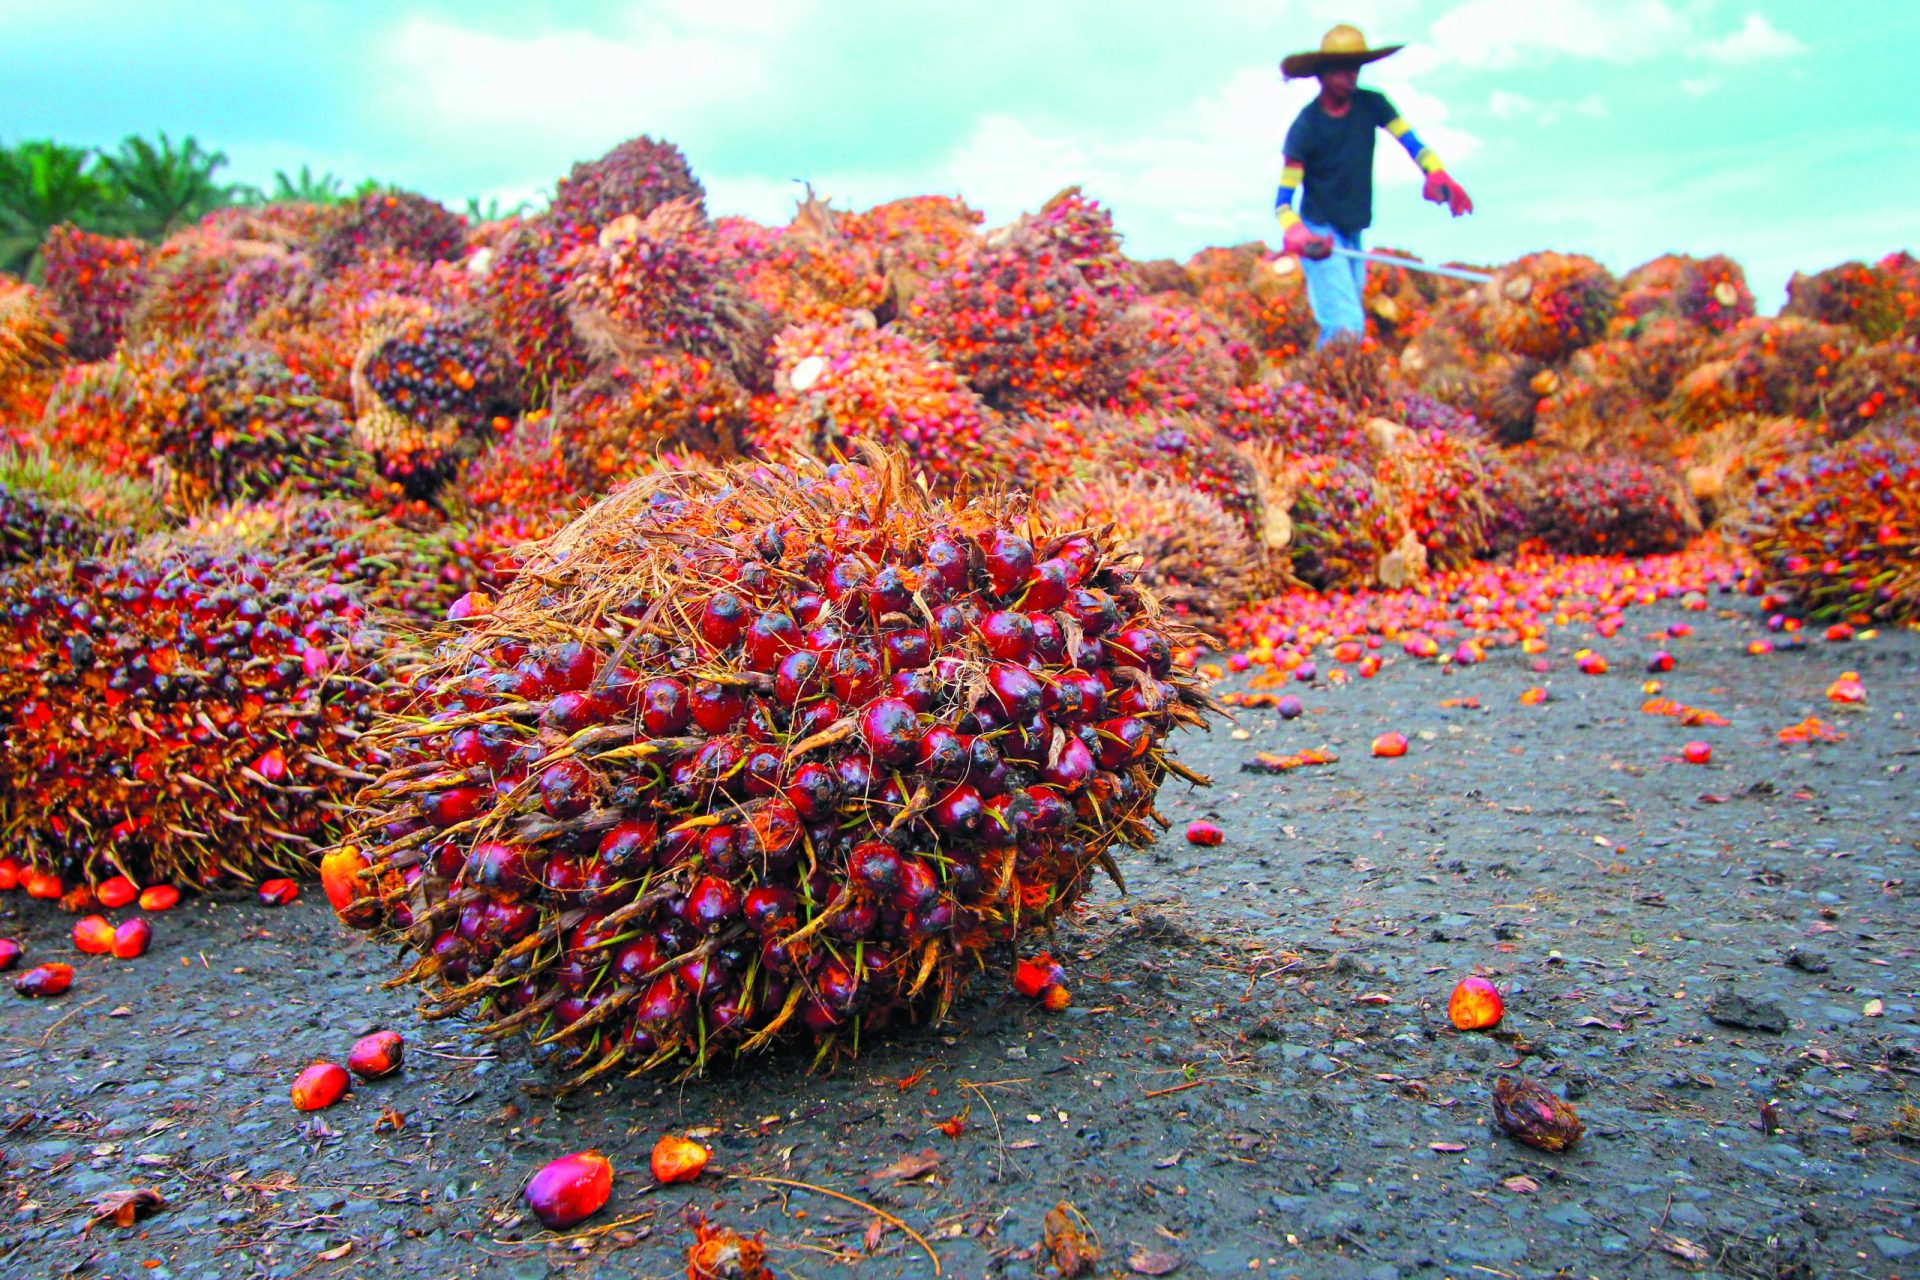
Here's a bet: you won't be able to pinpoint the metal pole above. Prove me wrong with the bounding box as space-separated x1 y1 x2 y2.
1329 246 1494 284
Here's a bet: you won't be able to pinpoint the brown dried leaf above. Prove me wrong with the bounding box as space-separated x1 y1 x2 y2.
317 1242 353 1261
87 1187 166 1232
869 1149 943 1183
1043 1201 1101 1279
1128 1245 1184 1275
1653 1230 1710 1264
1500 1174 1540 1194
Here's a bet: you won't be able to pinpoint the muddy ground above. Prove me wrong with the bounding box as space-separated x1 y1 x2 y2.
3 594 1918 1280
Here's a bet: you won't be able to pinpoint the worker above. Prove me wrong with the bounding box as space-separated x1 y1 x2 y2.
1275 24 1474 346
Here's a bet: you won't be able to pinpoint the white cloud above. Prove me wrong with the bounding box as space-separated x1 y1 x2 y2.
1425 0 1690 69
1701 13 1807 64
1681 75 1721 97
1485 89 1535 120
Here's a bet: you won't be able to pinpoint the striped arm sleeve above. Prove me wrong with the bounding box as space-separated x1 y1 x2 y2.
1274 160 1304 229
1385 117 1445 174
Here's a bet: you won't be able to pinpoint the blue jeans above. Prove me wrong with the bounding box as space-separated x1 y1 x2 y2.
1300 219 1365 346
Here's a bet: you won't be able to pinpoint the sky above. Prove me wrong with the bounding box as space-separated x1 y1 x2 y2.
4 0 1915 309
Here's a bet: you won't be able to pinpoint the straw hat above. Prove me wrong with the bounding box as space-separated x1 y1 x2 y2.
1280 24 1403 79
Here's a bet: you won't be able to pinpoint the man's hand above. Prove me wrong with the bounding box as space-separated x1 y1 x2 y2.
1282 221 1334 260
1422 170 1474 217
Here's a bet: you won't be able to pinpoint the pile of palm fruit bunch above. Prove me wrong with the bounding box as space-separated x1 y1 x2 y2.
1740 418 1919 622
1 278 67 431
1511 453 1701 556
324 453 1215 1077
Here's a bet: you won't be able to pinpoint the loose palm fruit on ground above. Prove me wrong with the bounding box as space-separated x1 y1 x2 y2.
650 1134 710 1185
330 452 1215 1080
72 916 115 955
1448 976 1503 1030
290 1061 350 1111
524 1151 614 1229
15 962 73 997
111 918 152 959
348 1030 405 1079
0 938 22 971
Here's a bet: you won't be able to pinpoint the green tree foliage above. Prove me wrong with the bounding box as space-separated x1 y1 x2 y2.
261 165 348 205
92 132 244 240
0 140 112 275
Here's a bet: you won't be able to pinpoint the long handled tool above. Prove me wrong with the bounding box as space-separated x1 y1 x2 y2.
1329 246 1493 283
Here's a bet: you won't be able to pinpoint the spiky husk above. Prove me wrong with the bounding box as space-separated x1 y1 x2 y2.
1368 420 1497 572
314 191 466 276
1486 251 1618 363
1359 246 1434 352
125 231 264 344
1045 472 1274 627
1518 454 1701 556
1679 415 1808 526
758 320 1031 494
352 308 523 492
1739 419 1919 620
1 279 68 427
561 200 774 387
0 500 440 890
1667 318 1862 430
1615 253 1755 335
212 251 315 339
905 238 1123 413
40 226 152 361
553 353 749 488
551 136 706 231
329 453 1214 1079
1783 252 1920 343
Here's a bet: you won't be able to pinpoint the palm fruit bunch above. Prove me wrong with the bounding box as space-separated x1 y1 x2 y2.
1012 187 1137 301
1400 293 1494 413
554 352 749 488
1390 390 1486 440
1286 335 1404 418
1107 297 1239 417
212 251 314 339
1278 454 1394 590
1044 472 1269 628
457 418 580 523
1075 408 1271 540
1612 314 1708 403
1740 420 1919 621
0 448 164 568
1517 454 1700 556
1216 378 1364 453
197 201 337 250
759 320 1032 494
551 135 705 230
1476 353 1558 444
1667 318 1860 430
1367 420 1496 572
1 279 67 428
1784 252 1920 343
1486 252 1618 363
904 234 1123 414
37 341 184 477
0 503 430 893
729 194 885 328
351 308 522 493
1822 340 1920 440
561 200 773 387
125 231 257 343
841 195 984 310
1532 341 1659 454
1615 253 1755 335
39 226 152 361
1679 414 1804 526
1183 245 1315 361
325 453 1215 1079
1359 246 1433 351
480 217 599 401
154 344 363 510
313 190 467 276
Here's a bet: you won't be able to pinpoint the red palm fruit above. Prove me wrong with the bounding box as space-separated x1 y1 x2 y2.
539 759 596 818
930 783 984 836
880 628 931 672
525 1150 614 1229
24 870 62 900
987 663 1043 718
1012 955 1056 999
290 1061 350 1110
1186 821 1225 846
0 938 21 971
1682 741 1713 765
1372 732 1409 758
651 1134 710 1185
688 682 746 733
1042 737 1097 791
982 531 1034 598
612 938 663 984
96 876 139 909
782 761 841 820
773 650 823 703
258 878 299 906
15 962 73 997
1110 627 1171 677
849 842 904 897
1048 669 1105 723
469 842 538 893
348 1030 405 1079
980 610 1034 662
1448 976 1504 1030
743 886 798 934
742 613 800 672
890 858 939 914
0 858 19 891
72 916 115 955
858 697 920 764
683 876 743 933
886 670 939 713
321 847 375 926
111 919 152 959
596 821 658 872
915 725 968 776
828 647 882 703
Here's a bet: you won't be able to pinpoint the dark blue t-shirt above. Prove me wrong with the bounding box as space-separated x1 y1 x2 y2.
1284 88 1398 237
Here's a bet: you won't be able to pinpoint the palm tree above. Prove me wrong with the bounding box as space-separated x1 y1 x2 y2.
0 139 110 276
93 132 243 240
266 165 347 205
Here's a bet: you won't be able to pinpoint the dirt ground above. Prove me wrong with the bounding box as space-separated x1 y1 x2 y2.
4 592 1918 1280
